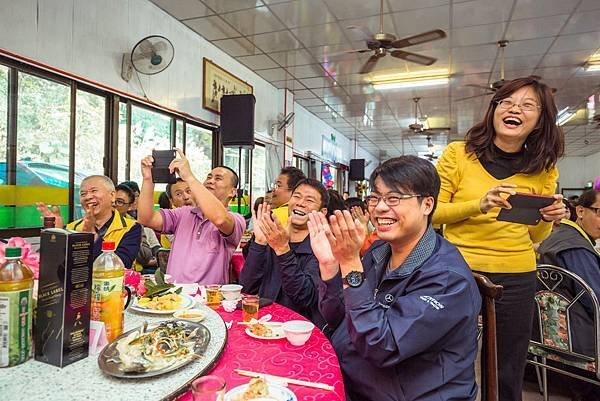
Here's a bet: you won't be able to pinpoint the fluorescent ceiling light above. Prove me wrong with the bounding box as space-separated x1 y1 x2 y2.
370 69 450 90
585 63 600 72
556 108 575 126
373 77 449 90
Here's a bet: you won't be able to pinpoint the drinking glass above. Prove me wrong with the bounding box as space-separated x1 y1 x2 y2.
205 285 221 310
242 295 259 322
191 375 226 401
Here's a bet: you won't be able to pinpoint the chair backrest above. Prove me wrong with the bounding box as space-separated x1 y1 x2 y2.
472 272 503 401
156 247 171 274
532 264 600 369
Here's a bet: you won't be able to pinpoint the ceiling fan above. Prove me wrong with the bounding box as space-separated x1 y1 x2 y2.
408 97 451 134
422 135 439 160
457 40 541 101
342 0 446 74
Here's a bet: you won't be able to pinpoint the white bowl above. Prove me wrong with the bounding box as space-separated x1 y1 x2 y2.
220 284 243 300
173 308 205 322
282 320 314 346
221 299 239 312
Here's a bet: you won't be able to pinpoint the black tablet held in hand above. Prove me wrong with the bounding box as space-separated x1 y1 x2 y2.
496 192 556 225
151 149 177 184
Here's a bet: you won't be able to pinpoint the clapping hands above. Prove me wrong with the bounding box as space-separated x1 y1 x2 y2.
308 210 366 279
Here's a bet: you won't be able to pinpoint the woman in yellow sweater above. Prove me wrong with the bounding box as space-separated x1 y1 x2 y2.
434 76 566 401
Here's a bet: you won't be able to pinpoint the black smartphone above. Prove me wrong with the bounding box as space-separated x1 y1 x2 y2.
496 192 556 225
151 149 177 184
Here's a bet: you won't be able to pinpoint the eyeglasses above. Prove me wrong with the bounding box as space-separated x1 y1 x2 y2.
364 193 423 207
114 199 132 207
495 99 541 112
270 182 291 191
584 206 600 216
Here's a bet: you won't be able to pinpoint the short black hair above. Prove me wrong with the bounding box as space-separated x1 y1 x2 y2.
576 189 600 208
345 197 367 213
369 156 440 224
280 166 306 189
214 165 239 188
327 189 346 217
292 178 329 209
158 191 171 209
166 178 186 199
120 180 140 194
115 183 135 203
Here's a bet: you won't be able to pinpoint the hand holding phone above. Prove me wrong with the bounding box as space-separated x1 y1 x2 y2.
496 192 556 225
151 149 177 184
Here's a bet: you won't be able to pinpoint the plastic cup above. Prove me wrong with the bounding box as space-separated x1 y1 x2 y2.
191 375 226 401
205 285 221 310
242 295 259 322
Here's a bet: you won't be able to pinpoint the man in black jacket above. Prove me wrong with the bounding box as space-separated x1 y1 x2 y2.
240 178 329 329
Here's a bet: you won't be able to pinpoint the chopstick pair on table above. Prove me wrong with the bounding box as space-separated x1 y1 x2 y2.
237 321 282 327
234 369 335 391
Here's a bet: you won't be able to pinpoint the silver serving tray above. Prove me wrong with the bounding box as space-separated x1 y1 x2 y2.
98 320 211 379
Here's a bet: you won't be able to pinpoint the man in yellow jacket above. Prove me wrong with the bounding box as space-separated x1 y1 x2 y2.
270 167 306 226
36 175 142 268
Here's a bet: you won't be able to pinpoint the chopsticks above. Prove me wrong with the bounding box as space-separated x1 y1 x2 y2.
237 321 282 327
234 369 335 391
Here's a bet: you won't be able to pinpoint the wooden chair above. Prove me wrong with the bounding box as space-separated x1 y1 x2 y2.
473 272 504 401
527 264 600 401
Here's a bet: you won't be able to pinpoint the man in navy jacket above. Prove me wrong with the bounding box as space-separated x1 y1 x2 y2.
240 178 329 330
308 156 481 401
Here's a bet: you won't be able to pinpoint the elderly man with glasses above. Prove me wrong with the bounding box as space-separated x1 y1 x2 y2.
115 183 160 271
36 175 142 269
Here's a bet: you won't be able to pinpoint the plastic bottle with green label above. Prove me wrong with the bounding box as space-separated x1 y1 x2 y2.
91 241 126 342
0 247 34 367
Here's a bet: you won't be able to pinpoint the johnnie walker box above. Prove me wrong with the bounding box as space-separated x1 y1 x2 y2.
35 229 94 367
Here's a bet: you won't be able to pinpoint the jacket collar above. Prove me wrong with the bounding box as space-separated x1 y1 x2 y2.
371 225 437 277
560 219 600 255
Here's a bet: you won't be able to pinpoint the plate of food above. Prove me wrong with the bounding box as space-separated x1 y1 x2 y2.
244 322 285 340
130 292 196 314
225 377 297 401
98 320 211 378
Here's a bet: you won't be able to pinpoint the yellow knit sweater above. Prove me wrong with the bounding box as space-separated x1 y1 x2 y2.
433 141 558 273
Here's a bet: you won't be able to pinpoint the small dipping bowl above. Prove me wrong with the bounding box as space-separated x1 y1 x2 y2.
173 308 205 322
220 284 243 301
221 299 239 312
282 320 315 346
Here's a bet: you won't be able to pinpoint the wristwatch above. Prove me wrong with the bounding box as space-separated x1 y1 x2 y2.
342 271 365 288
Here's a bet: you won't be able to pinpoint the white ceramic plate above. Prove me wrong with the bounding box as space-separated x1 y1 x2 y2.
245 325 285 340
130 293 195 315
224 383 297 401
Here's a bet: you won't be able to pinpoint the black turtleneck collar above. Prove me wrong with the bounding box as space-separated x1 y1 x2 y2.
480 143 526 180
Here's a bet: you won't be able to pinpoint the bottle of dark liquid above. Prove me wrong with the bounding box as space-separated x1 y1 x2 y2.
43 216 55 229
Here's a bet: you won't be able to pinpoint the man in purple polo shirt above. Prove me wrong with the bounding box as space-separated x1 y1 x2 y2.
138 149 246 284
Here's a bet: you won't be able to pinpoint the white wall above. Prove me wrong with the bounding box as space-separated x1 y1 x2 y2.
557 155 597 190
0 0 378 172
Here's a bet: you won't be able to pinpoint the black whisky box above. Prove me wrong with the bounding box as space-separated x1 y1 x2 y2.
34 229 94 367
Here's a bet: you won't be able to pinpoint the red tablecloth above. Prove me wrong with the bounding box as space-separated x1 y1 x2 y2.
178 303 346 400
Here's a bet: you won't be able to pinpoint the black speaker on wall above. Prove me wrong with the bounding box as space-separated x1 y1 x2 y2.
220 94 256 148
349 159 365 181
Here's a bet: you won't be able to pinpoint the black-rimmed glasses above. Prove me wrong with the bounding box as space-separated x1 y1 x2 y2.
365 193 423 207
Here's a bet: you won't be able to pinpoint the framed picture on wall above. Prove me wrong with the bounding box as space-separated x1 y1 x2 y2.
203 58 253 114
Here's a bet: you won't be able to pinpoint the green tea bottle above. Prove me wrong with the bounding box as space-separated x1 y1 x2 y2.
0 247 34 367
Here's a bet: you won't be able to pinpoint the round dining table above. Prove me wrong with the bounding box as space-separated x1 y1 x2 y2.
178 302 346 401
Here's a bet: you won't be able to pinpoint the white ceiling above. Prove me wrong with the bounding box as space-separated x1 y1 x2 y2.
151 0 600 158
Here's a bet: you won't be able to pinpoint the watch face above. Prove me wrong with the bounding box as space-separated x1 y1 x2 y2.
346 271 363 287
